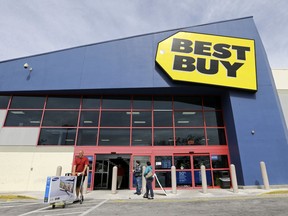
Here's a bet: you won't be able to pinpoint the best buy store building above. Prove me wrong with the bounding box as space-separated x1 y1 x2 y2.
0 17 288 192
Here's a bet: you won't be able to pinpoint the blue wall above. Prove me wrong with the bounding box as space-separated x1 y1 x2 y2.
0 17 288 186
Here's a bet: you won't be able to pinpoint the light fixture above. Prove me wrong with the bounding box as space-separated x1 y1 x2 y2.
23 63 33 72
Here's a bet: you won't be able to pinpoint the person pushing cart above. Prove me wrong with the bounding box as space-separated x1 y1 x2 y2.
72 150 89 203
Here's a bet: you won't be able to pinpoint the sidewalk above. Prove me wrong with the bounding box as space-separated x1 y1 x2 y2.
2 188 288 201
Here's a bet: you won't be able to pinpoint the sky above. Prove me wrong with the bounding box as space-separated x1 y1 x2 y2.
1 0 288 69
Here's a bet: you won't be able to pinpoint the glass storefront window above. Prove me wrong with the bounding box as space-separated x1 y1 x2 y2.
102 96 131 109
155 171 171 188
174 111 204 127
46 96 80 109
154 129 174 146
153 96 172 110
154 111 173 127
5 110 42 126
0 96 10 109
38 128 76 145
176 171 192 187
213 170 230 186
132 129 152 146
194 170 212 186
132 96 152 109
100 111 130 127
203 96 221 110
175 128 205 146
174 156 191 169
10 96 45 109
211 155 229 168
98 128 130 146
206 128 226 145
42 111 79 127
193 156 211 169
77 129 98 146
132 111 151 127
205 111 224 126
155 156 172 169
82 96 101 109
79 111 99 127
174 96 202 110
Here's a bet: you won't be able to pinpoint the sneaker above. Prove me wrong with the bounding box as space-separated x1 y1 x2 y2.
134 192 138 195
143 194 148 198
148 197 154 200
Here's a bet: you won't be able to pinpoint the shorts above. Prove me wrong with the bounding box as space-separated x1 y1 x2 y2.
76 175 86 188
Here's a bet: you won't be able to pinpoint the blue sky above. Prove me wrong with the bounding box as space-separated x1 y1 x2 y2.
1 0 287 68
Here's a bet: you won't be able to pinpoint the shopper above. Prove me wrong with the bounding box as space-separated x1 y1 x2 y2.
143 161 154 199
133 160 142 195
72 150 89 202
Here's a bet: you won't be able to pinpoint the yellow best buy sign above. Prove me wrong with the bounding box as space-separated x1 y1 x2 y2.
156 32 257 91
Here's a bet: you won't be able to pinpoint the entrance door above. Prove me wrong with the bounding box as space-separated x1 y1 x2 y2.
94 154 130 190
174 154 212 188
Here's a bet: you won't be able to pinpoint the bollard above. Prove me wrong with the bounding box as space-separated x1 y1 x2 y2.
260 161 270 190
56 166 62 176
142 166 146 194
201 165 207 194
230 164 238 193
171 166 177 194
111 166 118 194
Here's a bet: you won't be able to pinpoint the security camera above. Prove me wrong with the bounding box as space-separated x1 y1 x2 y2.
24 63 29 69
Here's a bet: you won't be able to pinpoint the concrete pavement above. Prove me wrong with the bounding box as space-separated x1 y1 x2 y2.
2 187 288 201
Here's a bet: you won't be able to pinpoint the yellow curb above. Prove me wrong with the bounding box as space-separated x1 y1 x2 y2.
260 190 288 195
0 194 36 200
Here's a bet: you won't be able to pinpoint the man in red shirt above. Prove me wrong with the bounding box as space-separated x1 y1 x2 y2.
72 150 89 202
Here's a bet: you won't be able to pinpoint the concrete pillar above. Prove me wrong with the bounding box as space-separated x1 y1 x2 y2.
171 166 177 194
201 165 207 194
111 166 118 194
142 166 146 194
230 164 238 193
260 161 270 190
56 166 62 176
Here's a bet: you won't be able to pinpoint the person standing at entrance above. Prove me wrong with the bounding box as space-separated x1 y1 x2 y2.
72 150 89 201
117 164 124 189
133 160 142 195
143 161 154 199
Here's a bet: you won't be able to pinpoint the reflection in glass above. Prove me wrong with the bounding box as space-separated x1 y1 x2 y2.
155 171 172 188
10 96 45 109
5 110 42 126
82 96 101 109
100 111 130 127
211 155 228 168
133 96 152 109
42 111 78 126
46 97 80 109
102 96 131 109
38 128 76 145
205 111 224 126
213 170 230 186
174 111 203 127
79 111 99 127
99 128 130 146
77 129 98 146
193 156 211 169
203 96 221 110
154 111 172 127
0 96 10 109
153 96 172 110
155 156 172 169
154 129 174 146
174 156 191 169
207 128 226 145
132 111 151 127
174 96 202 110
175 128 205 145
132 129 152 146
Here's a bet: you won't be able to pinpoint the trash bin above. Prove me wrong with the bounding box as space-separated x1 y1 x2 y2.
219 177 231 189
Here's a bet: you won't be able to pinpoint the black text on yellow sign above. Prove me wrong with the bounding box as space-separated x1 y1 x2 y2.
156 32 257 91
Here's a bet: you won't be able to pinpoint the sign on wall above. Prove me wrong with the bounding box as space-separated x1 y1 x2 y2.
156 32 257 91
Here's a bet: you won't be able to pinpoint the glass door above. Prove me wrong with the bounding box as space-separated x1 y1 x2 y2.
94 159 109 189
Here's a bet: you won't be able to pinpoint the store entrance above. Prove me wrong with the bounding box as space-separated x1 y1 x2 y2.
94 154 130 190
